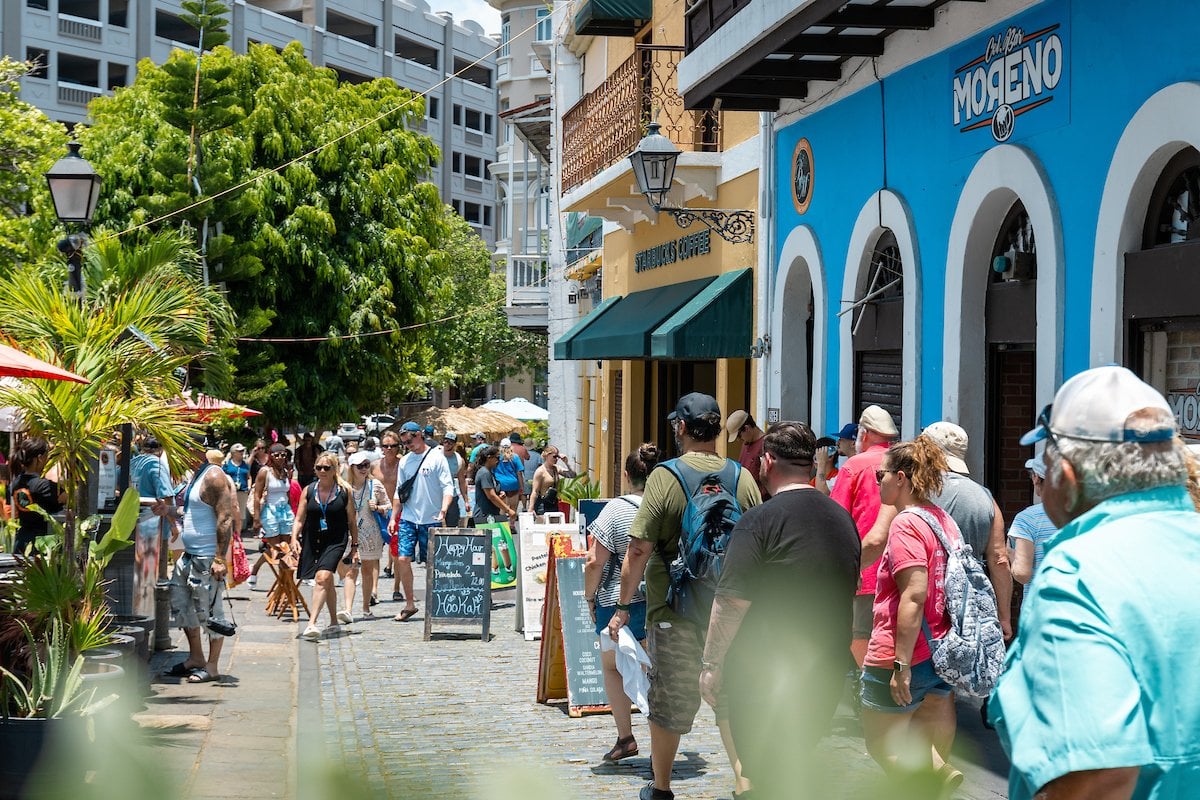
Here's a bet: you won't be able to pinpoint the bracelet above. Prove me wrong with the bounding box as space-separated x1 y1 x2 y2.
350 543 359 548
615 602 631 611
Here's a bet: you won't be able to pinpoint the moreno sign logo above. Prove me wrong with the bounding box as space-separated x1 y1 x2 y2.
949 8 1069 152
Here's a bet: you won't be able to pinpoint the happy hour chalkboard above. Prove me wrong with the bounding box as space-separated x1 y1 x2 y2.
554 556 608 710
424 529 491 641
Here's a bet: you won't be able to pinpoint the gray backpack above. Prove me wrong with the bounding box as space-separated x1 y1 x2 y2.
903 506 1006 698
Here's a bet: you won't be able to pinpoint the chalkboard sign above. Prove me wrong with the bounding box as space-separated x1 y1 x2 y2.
424 529 491 641
554 556 608 711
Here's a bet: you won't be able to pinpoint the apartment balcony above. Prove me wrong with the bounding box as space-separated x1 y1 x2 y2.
679 0 975 110
560 44 723 230
506 254 549 332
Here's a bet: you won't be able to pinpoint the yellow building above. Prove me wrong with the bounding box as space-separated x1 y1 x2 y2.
552 0 762 494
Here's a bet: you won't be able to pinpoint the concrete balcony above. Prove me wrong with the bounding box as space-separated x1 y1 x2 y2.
506 254 548 332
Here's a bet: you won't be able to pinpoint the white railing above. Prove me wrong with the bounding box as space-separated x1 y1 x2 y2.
58 13 103 42
57 81 103 106
507 254 549 307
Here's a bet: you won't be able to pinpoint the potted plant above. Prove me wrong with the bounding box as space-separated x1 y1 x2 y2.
557 472 602 519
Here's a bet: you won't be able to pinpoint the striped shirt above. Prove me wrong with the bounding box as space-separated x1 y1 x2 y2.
588 494 644 607
1009 502 1056 590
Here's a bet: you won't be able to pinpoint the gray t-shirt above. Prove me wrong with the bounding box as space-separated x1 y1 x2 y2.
930 471 995 559
473 465 502 522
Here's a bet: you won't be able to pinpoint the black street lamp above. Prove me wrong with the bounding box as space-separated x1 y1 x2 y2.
45 141 101 297
628 122 755 244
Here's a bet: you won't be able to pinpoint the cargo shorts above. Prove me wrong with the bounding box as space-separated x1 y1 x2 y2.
647 617 728 735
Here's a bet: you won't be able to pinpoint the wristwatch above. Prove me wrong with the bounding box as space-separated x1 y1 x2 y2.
893 660 910 673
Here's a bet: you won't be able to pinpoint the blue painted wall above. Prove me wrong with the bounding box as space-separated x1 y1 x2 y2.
775 0 1200 430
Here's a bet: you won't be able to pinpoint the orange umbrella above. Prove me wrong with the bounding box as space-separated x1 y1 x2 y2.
175 392 262 420
0 342 89 384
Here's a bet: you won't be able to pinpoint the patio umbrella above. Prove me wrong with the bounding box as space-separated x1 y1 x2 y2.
482 397 550 421
174 392 263 421
0 342 89 384
409 406 528 441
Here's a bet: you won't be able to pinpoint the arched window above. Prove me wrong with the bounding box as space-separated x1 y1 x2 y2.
1144 147 1200 248
991 202 1037 282
852 230 904 423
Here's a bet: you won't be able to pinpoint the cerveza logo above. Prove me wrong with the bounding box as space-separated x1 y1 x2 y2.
952 23 1064 143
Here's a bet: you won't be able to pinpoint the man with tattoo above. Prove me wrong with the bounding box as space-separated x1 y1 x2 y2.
607 392 762 800
163 454 238 683
699 422 861 798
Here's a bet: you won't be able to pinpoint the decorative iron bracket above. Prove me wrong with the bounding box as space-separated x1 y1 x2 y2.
658 206 755 244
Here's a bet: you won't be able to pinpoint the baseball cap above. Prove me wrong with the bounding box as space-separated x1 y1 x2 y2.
859 405 899 437
923 421 970 475
1020 366 1176 446
500 437 511 447
472 432 486 441
509 432 524 444
725 410 750 443
348 451 371 466
400 421 421 433
423 425 435 437
231 442 246 452
443 432 458 442
668 392 721 424
1024 457 1047 479
830 423 859 441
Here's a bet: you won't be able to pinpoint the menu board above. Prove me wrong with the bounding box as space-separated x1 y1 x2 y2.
424 529 491 641
553 556 608 711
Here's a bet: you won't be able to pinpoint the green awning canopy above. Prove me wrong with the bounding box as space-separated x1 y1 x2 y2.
573 0 651 36
554 296 621 360
650 268 753 359
555 277 714 360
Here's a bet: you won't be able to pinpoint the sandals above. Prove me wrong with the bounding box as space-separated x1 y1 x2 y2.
393 607 419 622
602 735 638 762
164 661 200 677
186 668 219 684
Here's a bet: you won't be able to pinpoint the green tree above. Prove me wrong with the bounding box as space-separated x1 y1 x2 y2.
79 41 449 426
411 210 547 394
0 58 69 269
0 231 234 557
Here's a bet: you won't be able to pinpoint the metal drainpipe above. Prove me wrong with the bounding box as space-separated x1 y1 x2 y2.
755 110 775 424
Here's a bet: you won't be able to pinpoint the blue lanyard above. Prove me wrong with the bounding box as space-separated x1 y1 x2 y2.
317 484 338 520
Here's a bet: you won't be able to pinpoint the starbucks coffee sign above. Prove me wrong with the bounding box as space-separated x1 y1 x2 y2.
634 230 711 273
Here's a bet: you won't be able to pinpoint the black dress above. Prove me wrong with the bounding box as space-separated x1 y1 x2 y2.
297 482 350 579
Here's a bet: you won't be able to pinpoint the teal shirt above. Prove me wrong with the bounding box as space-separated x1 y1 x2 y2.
990 486 1200 799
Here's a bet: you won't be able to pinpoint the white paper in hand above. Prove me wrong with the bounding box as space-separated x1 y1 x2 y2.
600 625 651 715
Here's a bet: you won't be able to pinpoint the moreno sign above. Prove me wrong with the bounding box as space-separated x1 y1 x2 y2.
949 4 1070 155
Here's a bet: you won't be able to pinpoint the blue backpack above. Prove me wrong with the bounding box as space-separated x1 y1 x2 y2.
657 458 744 624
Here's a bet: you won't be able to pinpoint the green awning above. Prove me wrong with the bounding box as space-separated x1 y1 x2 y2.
574 0 651 36
651 268 753 359
553 296 621 360
558 277 714 360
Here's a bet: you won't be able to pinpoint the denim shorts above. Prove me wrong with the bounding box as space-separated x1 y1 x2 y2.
395 520 433 562
860 660 952 714
593 601 647 640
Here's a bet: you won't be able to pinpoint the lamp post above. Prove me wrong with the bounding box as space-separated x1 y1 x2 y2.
45 141 101 297
628 122 755 244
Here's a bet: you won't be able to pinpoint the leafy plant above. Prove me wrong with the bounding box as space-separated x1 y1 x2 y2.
558 473 602 509
0 619 114 719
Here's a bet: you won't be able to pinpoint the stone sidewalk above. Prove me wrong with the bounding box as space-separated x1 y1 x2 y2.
304 562 1011 800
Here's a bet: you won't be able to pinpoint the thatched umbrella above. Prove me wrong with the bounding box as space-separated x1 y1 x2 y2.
408 406 528 441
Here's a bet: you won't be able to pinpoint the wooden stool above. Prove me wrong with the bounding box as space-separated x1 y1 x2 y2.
263 542 308 622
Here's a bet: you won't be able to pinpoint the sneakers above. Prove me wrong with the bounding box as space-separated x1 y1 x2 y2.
336 610 353 625
248 574 257 587
639 783 674 800
301 625 321 641
324 624 340 637
361 610 375 620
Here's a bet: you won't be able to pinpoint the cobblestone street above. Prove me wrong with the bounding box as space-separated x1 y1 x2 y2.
304 564 1010 800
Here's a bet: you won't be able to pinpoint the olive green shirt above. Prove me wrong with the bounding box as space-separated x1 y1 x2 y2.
630 452 763 623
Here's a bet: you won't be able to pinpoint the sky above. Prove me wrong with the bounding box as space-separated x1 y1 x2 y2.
432 0 502 37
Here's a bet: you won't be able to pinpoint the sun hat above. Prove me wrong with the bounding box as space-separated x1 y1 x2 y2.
725 410 750 443
1020 366 1176 446
509 432 524 444
348 451 371 466
923 421 970 475
858 405 899 437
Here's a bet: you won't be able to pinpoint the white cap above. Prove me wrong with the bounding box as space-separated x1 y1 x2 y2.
859 405 898 437
1024 457 1047 479
1021 366 1176 446
348 451 371 466
500 438 511 448
923 421 970 474
725 410 749 443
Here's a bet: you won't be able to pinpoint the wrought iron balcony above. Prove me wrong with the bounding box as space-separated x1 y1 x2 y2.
561 45 721 194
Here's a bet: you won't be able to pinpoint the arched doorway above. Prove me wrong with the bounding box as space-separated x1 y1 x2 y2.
851 230 904 424
984 202 1038 522
1124 147 1200 441
771 225 827 433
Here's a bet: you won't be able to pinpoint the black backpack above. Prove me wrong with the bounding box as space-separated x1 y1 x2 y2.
656 458 744 625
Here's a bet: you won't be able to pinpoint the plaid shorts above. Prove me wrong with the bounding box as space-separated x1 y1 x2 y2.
647 618 727 735
168 553 230 638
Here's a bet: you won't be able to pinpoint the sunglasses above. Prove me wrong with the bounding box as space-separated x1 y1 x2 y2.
354 463 371 470
381 443 400 449
874 468 896 484
271 452 287 458
314 465 333 472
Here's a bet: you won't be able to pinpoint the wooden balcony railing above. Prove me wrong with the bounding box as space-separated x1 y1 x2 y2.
561 44 721 194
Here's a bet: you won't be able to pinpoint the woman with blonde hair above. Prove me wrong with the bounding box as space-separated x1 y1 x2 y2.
293 451 359 640
860 436 966 793
342 451 390 618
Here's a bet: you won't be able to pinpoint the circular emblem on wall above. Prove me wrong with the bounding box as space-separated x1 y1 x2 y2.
792 138 814 215
991 104 1015 142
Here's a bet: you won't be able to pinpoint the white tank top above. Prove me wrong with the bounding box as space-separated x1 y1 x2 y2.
180 471 218 557
265 470 290 506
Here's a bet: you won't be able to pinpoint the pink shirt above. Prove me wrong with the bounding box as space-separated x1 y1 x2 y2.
737 436 765 492
829 443 890 594
864 505 960 668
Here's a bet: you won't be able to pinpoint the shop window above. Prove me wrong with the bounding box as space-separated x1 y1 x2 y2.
991 202 1037 283
1144 147 1200 248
